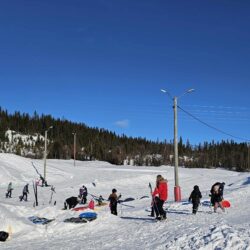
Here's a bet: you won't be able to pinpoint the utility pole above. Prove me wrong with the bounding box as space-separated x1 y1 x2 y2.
161 88 194 202
174 96 179 188
44 126 53 181
73 132 76 166
248 143 250 170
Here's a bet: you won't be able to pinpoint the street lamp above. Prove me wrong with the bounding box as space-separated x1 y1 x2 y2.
44 126 53 181
161 88 195 202
72 132 77 166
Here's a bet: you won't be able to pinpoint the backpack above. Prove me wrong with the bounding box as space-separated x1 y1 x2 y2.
0 231 9 242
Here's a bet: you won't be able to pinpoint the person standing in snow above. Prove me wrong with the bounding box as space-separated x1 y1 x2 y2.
152 175 168 220
79 185 88 204
6 182 13 198
108 188 121 216
210 182 225 213
20 183 29 201
189 185 202 214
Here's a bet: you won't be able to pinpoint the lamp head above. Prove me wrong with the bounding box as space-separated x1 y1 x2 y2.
187 88 195 93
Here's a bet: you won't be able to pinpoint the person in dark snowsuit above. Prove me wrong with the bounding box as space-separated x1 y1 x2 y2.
189 185 202 214
210 182 225 213
152 175 168 220
20 184 29 201
79 185 88 204
108 189 121 216
6 182 13 198
64 196 80 209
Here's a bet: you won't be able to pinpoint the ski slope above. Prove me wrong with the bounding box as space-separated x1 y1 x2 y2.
0 153 250 250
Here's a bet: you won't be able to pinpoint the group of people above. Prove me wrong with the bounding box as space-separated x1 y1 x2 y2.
62 176 227 218
5 182 30 202
188 182 225 214
64 185 88 209
149 176 226 220
6 177 226 218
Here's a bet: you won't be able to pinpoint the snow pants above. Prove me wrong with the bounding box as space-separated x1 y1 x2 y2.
153 197 166 218
192 202 199 214
110 203 118 216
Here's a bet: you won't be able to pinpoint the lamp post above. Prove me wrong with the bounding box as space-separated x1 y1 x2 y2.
44 126 53 181
161 88 194 202
72 132 76 166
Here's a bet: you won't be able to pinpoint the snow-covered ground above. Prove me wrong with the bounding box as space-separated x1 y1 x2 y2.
0 153 250 250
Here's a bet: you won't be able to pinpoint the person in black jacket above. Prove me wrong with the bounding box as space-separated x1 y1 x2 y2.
20 184 29 201
64 196 80 209
189 185 202 214
210 182 225 212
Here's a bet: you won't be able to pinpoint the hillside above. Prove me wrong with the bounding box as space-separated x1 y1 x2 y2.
0 153 250 249
0 107 249 170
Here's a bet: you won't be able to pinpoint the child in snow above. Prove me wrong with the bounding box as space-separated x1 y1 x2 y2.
20 183 29 201
189 185 202 214
6 182 13 198
210 182 225 213
152 175 168 220
108 189 121 216
79 185 88 204
98 195 104 206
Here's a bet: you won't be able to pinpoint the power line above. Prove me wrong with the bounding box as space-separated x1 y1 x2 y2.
178 105 250 142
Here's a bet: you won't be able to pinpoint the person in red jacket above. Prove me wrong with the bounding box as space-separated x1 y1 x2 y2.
152 175 168 220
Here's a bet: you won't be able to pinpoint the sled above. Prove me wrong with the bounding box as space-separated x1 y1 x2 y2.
222 200 231 208
64 217 96 223
72 200 95 211
28 216 55 225
96 202 108 207
79 212 97 220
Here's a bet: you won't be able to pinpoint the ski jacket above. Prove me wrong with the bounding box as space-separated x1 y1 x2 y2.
23 184 29 194
108 193 120 206
66 196 78 207
211 182 224 197
189 186 202 204
79 187 88 197
7 183 13 191
152 180 168 201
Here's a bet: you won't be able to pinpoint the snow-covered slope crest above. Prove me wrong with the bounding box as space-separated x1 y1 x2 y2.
0 130 45 158
0 153 250 250
5 130 45 146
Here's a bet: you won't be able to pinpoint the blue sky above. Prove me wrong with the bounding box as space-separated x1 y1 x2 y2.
0 0 250 145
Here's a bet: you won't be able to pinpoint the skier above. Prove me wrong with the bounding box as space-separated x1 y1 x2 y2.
189 185 202 214
6 182 13 198
20 183 29 201
79 185 88 204
210 182 225 213
64 196 80 209
108 189 121 216
152 175 168 220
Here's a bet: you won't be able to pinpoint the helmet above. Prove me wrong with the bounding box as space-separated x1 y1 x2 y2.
112 188 117 193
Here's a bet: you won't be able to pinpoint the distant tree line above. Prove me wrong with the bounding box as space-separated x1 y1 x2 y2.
0 107 249 171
